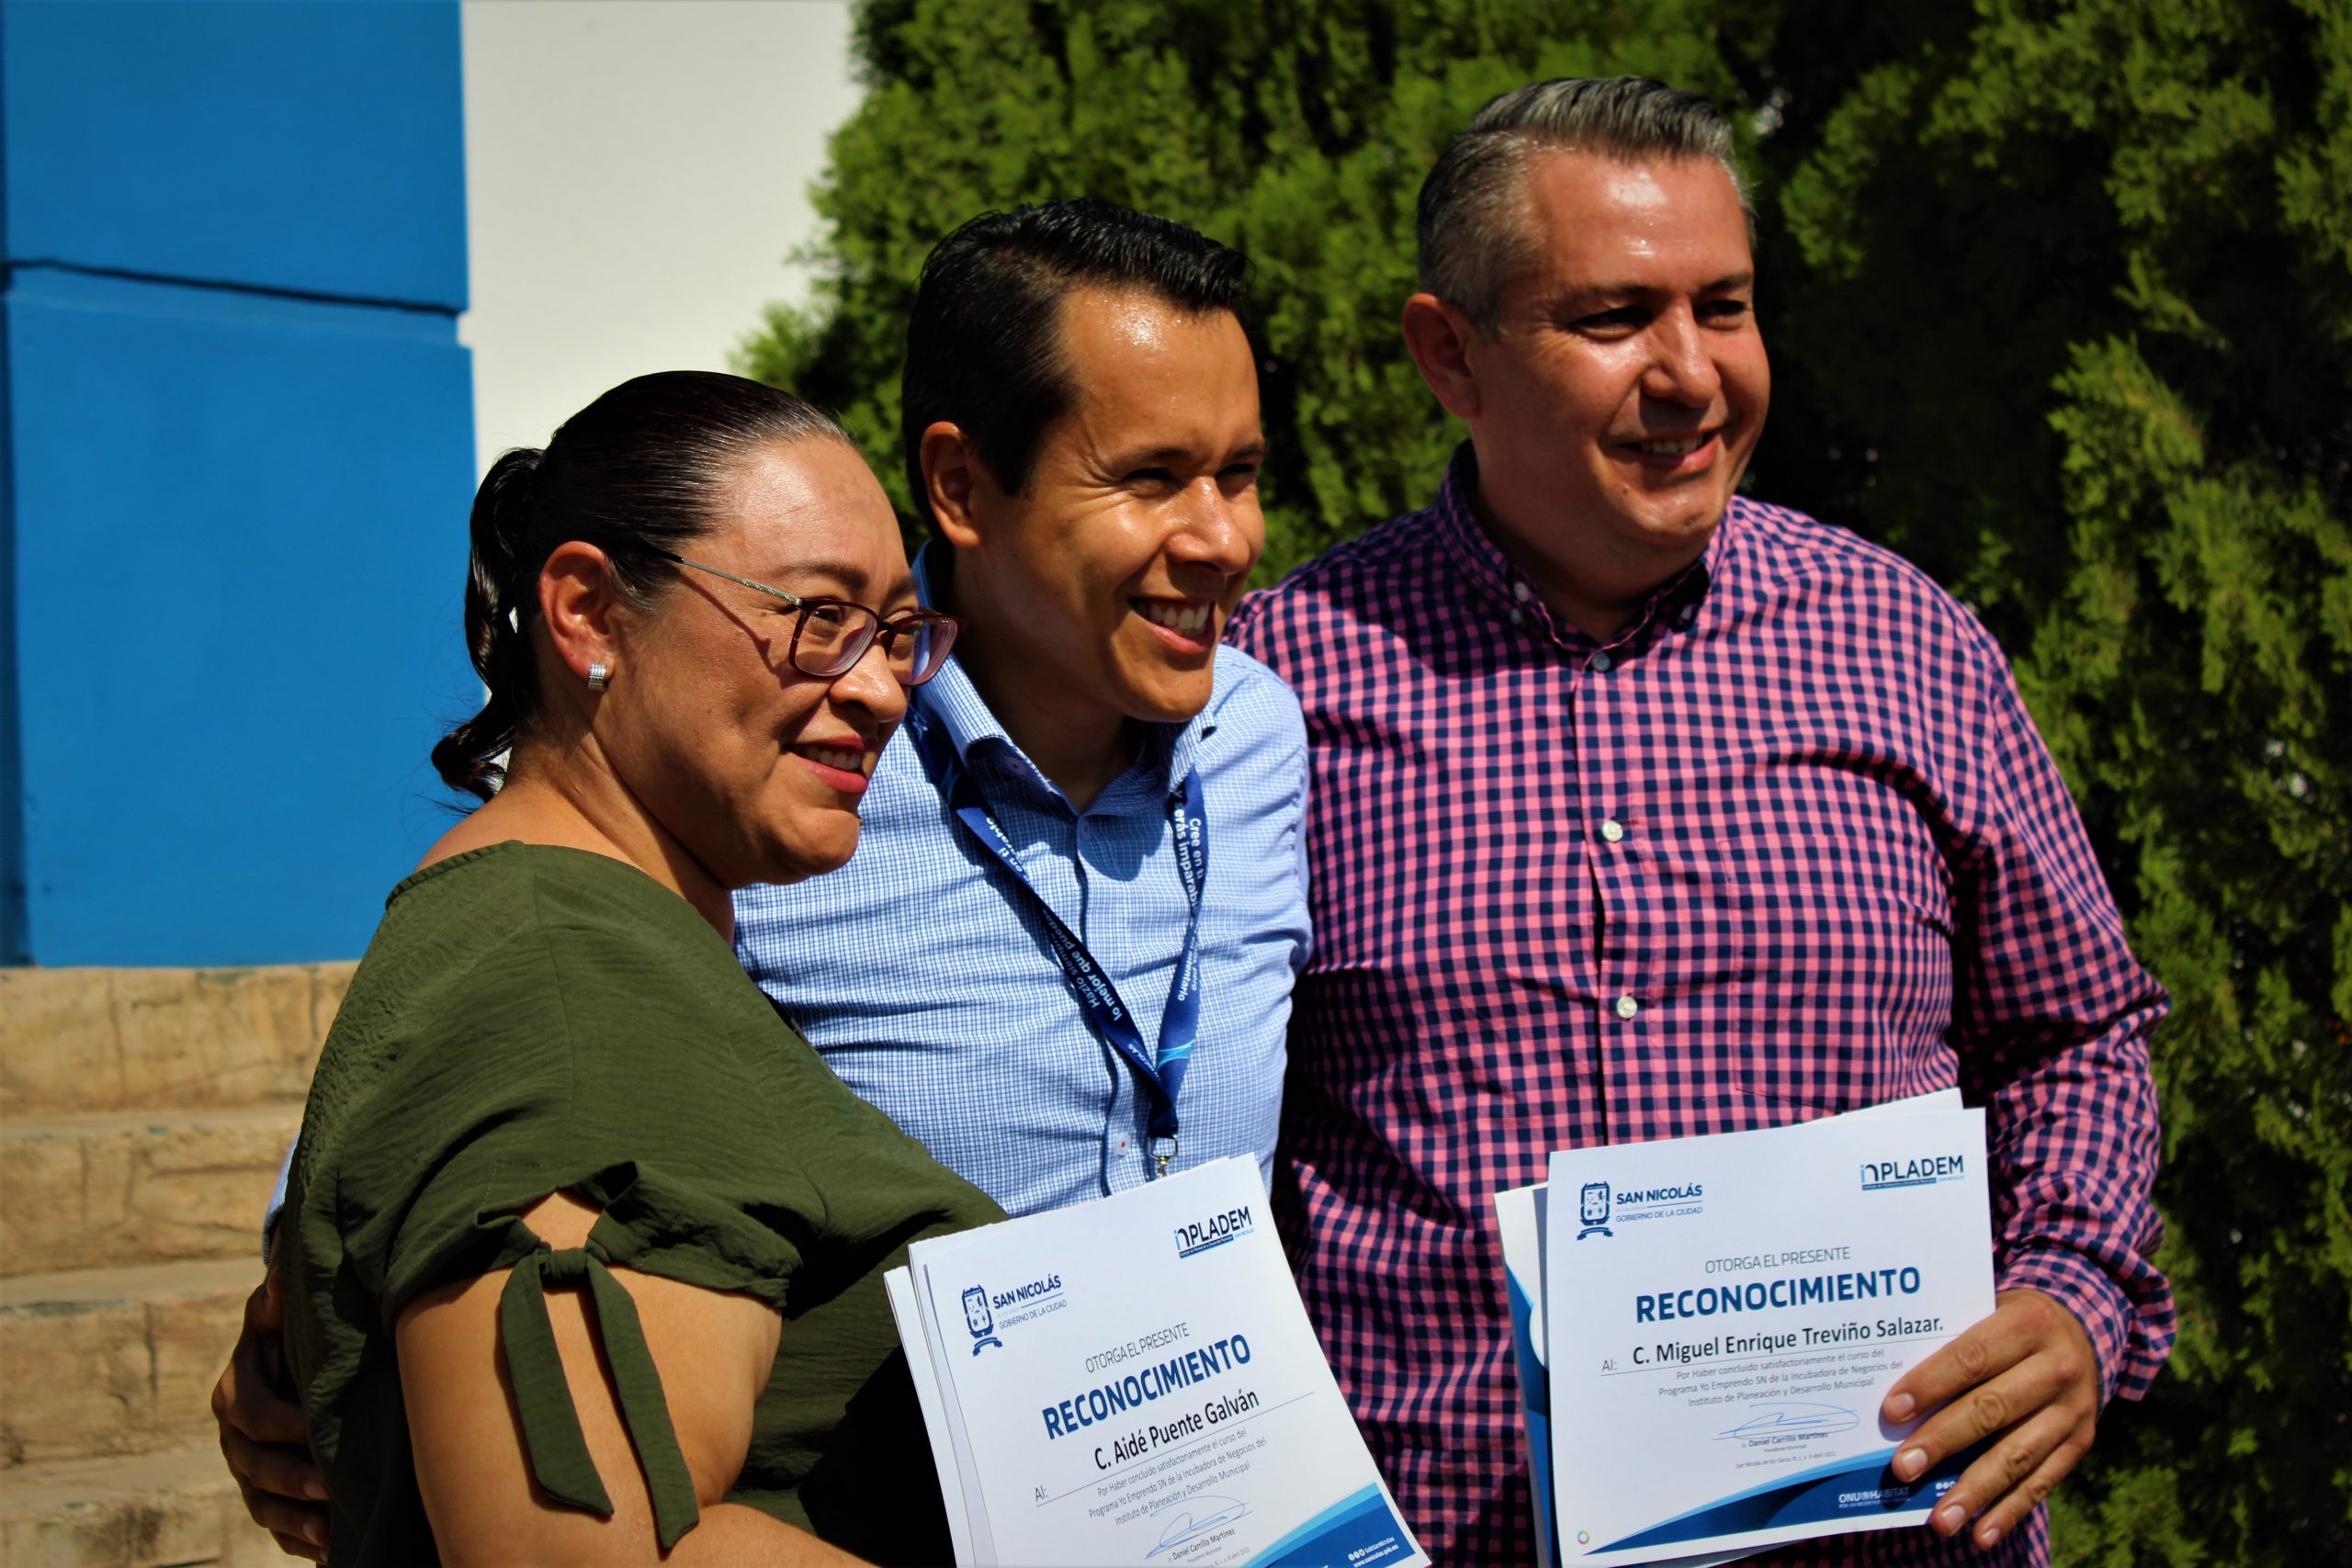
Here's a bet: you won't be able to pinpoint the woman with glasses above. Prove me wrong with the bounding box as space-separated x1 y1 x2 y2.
274 372 1001 1566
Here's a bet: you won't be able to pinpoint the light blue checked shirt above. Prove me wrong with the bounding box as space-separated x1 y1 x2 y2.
732 553 1310 1217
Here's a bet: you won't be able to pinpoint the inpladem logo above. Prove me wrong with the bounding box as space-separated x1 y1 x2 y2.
1172 1203 1255 1259
1859 1153 1966 1191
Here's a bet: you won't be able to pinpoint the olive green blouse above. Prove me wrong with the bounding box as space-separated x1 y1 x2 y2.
280 843 1001 1566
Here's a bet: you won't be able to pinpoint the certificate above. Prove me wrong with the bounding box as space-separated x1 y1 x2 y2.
1543 1101 1993 1564
889 1156 1427 1568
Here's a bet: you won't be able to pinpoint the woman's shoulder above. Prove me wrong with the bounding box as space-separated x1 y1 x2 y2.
305 846 786 1172
378 842 757 1014
310 840 995 1234
388 840 707 935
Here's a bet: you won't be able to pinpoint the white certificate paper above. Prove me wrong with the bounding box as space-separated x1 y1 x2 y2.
1544 1104 1994 1565
891 1156 1426 1568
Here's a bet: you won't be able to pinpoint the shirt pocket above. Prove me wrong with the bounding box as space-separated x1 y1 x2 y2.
1635 815 1959 1117
1747 827 1959 1115
1621 824 1761 993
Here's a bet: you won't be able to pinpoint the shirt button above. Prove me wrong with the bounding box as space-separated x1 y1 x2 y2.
1509 608 1524 627
1614 995 1641 1021
1115 1135 1131 1152
1513 581 1533 603
1591 650 1615 672
1600 819 1625 843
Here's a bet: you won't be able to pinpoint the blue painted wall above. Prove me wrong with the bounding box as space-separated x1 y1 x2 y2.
1 6 18 964
2 1 475 965
5 0 466 306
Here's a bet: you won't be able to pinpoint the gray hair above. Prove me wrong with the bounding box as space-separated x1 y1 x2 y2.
1417 77 1753 336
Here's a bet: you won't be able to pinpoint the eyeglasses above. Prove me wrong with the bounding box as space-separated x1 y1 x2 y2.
654 550 961 686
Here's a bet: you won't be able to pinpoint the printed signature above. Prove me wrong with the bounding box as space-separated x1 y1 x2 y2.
1718 1401 1860 1440
1147 1494 1250 1556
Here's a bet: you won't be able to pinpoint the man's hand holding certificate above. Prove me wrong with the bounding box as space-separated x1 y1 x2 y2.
1508 1093 1998 1564
888 1157 1427 1568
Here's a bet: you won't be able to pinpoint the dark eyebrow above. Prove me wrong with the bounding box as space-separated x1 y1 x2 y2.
1103 438 1268 470
779 563 919 609
1555 273 1756 314
760 557 873 595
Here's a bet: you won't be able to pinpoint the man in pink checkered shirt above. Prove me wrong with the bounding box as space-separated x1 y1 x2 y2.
1227 77 2171 1567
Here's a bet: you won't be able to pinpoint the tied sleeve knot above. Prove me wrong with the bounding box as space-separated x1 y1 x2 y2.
495 1243 701 1550
535 1247 594 1286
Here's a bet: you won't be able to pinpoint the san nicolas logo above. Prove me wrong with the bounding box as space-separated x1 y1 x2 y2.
1577 1177 1705 1238
962 1273 1066 1353
961 1285 1001 1355
1577 1180 1612 1239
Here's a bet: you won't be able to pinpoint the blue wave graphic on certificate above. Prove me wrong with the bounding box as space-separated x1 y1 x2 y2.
1505 1271 1562 1567
1588 1447 1965 1555
1714 1401 1859 1441
1243 1483 1418 1567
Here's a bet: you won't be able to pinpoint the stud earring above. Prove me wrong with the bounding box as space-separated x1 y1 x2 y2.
586 661 610 692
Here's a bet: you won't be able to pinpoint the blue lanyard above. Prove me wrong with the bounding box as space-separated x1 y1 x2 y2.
909 712 1206 1149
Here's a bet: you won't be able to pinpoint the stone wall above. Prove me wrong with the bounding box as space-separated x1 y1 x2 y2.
0 964 349 1566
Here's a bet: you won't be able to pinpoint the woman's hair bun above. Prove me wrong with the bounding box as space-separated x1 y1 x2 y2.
431 446 546 800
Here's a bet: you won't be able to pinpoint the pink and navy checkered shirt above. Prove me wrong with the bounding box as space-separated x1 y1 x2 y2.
1227 451 2172 1567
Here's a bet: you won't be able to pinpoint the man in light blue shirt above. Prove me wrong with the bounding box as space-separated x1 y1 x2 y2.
736 574 1306 1215
735 199 1307 1215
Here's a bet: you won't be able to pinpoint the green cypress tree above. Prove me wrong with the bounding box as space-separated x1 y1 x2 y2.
1763 6 2350 1561
744 5 2351 1561
740 0 1748 571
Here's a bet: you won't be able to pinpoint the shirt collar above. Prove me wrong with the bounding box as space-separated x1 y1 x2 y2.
908 543 1206 806
1430 442 1724 654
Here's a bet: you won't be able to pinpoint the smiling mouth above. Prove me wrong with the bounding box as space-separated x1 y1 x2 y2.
1132 599 1216 637
795 743 875 778
1627 434 1713 457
